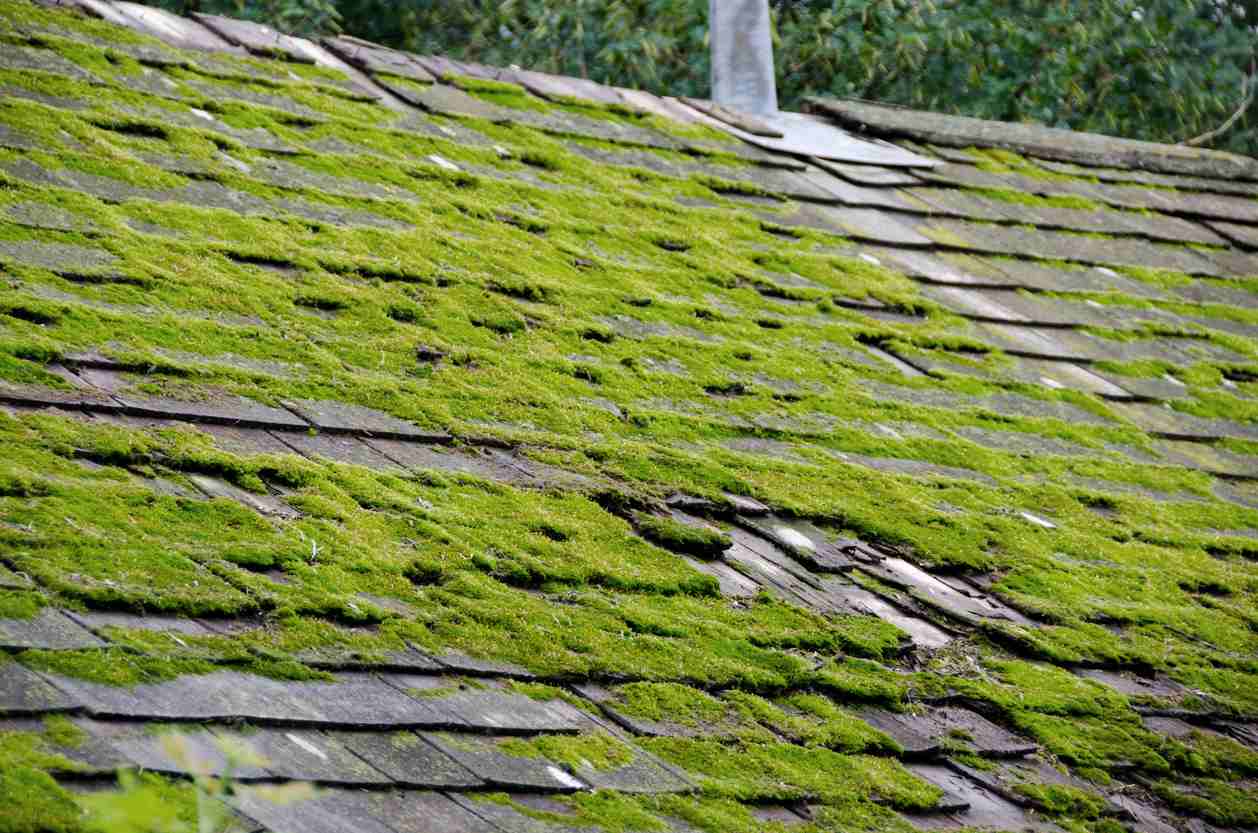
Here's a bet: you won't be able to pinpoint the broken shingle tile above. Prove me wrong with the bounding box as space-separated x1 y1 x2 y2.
199 424 299 457
907 762 1061 831
322 35 434 82
1205 219 1258 249
1106 793 1183 833
99 1 242 51
273 431 406 472
735 515 854 572
421 731 587 791
949 757 1124 818
855 708 941 757
720 526 851 615
186 474 300 519
853 554 1034 628
281 398 448 441
925 707 1038 757
830 582 954 649
192 13 324 64
0 659 82 714
71 367 310 429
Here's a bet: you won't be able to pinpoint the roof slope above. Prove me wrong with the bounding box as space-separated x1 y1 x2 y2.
1 2 1258 832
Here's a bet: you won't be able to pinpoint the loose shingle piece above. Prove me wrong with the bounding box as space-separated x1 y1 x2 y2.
3 2 1258 832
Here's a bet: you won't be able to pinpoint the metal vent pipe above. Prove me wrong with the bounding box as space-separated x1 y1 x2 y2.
708 0 778 116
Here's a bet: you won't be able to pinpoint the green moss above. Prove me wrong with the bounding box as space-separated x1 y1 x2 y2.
506 680 599 713
757 691 901 753
19 648 217 687
0 725 81 774
632 513 731 559
641 737 942 810
612 681 728 725
972 187 1103 212
478 792 669 833
1 9 1258 832
0 589 44 619
500 731 636 771
0 767 81 833
17 647 327 686
41 716 86 750
1012 780 1107 818
1155 778 1258 827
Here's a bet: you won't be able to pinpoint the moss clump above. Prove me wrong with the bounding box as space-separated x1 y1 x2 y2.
1013 780 1107 818
506 681 599 713
612 681 728 726
729 690 900 754
0 589 44 619
0 717 93 833
1155 778 1258 827
641 737 942 810
478 792 669 833
18 649 217 687
0 768 81 833
17 647 328 686
500 731 636 772
632 513 731 559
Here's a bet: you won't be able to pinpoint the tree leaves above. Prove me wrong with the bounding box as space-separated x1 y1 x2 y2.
151 0 1256 154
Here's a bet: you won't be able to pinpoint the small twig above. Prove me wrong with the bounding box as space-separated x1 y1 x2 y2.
1182 59 1256 147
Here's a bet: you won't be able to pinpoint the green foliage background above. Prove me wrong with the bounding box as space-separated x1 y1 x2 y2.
147 1 1258 154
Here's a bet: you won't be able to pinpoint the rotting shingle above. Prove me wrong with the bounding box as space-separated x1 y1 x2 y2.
0 607 107 650
274 431 406 472
281 399 448 441
0 658 82 714
422 731 588 791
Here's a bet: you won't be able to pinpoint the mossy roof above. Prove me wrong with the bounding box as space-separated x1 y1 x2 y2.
1 2 1258 831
